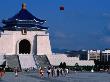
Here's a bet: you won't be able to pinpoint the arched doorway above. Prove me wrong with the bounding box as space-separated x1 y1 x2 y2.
19 39 31 54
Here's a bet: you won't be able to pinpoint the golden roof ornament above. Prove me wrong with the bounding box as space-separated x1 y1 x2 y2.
22 3 26 10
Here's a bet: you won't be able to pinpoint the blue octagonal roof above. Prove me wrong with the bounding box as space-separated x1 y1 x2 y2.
8 9 45 23
1 3 48 31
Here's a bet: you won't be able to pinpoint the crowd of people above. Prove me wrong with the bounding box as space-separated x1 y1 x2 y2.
39 66 69 78
1 65 69 78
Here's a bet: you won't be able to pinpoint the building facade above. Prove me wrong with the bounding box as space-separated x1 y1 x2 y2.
0 3 52 69
101 49 110 61
88 50 100 60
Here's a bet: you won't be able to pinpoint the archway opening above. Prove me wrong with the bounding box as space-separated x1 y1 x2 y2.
19 39 31 54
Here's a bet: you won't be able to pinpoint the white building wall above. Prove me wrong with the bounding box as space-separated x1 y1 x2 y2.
0 30 52 56
13 31 35 54
0 32 14 55
37 33 52 55
47 54 94 66
0 30 94 66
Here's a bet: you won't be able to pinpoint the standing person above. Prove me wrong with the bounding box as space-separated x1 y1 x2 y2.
39 67 44 78
60 68 63 76
57 68 59 77
51 66 55 77
15 70 18 77
0 68 5 78
54 67 57 77
14 67 18 77
47 67 51 77
66 68 69 74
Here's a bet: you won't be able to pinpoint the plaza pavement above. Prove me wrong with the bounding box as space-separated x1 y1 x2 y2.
0 72 110 82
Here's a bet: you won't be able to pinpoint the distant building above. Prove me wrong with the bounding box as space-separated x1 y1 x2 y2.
66 50 88 60
79 50 88 60
101 49 110 61
88 50 100 60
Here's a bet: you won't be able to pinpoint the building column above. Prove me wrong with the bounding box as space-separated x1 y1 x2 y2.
107 53 108 61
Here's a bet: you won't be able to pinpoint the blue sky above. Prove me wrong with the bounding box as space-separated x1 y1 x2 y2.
0 0 110 50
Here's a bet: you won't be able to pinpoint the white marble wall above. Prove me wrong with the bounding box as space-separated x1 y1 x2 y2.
0 30 52 56
37 34 52 55
47 54 94 66
0 30 94 66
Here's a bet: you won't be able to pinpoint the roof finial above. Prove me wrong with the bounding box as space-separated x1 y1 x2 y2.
22 3 26 10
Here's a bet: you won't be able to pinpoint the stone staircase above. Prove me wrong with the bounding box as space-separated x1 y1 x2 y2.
33 55 51 68
19 54 37 69
0 55 6 65
5 55 21 70
4 54 50 70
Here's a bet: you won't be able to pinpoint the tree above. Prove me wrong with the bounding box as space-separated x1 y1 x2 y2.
74 63 80 71
62 62 66 69
59 62 63 68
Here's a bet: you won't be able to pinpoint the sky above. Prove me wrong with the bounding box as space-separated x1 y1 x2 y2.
0 0 110 50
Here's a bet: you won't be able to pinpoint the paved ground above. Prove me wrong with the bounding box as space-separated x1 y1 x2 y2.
0 72 110 82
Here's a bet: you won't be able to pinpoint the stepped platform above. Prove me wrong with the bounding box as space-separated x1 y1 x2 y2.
33 55 51 68
5 55 21 70
3 54 51 71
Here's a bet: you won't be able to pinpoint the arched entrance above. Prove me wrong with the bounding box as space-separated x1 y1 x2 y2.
19 39 31 54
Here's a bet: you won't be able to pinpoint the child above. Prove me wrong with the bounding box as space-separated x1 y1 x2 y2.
14 67 18 77
39 67 44 78
15 71 18 77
